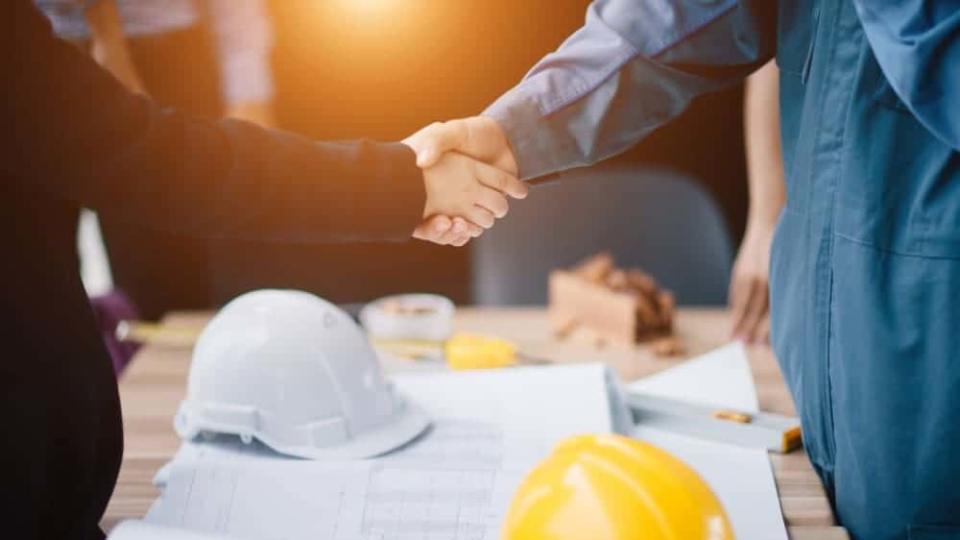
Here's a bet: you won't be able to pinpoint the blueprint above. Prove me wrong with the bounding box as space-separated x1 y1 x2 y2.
114 349 788 540
141 364 620 540
150 421 525 539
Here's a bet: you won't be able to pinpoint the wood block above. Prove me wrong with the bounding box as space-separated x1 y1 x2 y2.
549 268 673 345
549 270 638 343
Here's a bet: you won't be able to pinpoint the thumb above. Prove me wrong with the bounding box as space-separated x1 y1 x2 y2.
416 147 439 168
412 214 453 241
408 121 467 168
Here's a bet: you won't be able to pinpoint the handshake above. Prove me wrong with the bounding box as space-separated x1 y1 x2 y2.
402 116 527 247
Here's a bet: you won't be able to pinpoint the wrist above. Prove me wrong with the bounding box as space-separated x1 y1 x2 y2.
746 208 780 231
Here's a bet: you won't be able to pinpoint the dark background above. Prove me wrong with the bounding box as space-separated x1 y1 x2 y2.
214 0 747 304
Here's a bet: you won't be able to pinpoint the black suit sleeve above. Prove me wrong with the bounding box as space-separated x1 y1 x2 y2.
4 1 425 243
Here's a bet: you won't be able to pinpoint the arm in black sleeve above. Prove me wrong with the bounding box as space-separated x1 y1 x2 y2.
4 1 424 243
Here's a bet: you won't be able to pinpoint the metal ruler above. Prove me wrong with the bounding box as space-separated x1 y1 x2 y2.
628 392 802 453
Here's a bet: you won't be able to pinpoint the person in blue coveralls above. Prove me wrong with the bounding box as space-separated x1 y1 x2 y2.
404 2 960 539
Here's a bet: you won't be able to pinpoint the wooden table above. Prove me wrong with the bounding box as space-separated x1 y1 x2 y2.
104 307 848 540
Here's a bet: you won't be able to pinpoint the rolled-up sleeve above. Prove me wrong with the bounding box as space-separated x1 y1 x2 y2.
484 0 774 180
206 0 275 105
853 1 960 150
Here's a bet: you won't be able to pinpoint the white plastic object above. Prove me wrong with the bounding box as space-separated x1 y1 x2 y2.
175 289 430 459
359 293 454 342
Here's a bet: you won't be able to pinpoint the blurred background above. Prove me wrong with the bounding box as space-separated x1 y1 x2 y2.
256 0 746 305
58 0 748 309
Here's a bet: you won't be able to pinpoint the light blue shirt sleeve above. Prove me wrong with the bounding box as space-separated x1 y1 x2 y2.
205 0 276 105
34 0 197 39
34 0 275 106
484 0 773 180
853 1 960 150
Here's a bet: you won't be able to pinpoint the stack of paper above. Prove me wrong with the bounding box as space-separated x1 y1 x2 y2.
114 343 789 540
629 342 788 540
628 341 759 412
134 364 622 540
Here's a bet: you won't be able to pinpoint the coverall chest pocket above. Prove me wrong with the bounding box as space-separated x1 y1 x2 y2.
837 51 960 259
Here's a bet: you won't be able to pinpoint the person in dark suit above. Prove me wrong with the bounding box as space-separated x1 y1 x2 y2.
36 0 281 320
1 3 524 537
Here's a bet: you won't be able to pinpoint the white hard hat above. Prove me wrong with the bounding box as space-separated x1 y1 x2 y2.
175 289 430 459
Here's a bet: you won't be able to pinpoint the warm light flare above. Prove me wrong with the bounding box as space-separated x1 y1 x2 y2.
331 0 400 18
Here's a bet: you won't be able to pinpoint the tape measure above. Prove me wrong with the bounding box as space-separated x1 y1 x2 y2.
373 333 546 370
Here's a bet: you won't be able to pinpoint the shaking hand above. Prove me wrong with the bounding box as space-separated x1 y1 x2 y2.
404 117 526 246
405 116 518 174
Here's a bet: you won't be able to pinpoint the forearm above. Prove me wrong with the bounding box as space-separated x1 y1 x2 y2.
743 60 785 226
83 0 146 93
485 0 775 180
6 2 424 243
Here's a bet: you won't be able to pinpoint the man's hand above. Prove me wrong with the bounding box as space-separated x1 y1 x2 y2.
728 221 775 344
412 215 482 247
404 116 519 176
417 152 525 239
404 117 526 246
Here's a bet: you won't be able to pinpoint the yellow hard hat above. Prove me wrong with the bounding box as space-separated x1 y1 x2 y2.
503 434 735 540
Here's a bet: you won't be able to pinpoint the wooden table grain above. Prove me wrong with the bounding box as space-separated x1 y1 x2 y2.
103 307 848 539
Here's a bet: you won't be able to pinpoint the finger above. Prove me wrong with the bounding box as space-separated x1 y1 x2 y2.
758 316 771 345
466 206 496 229
445 217 471 246
731 279 761 341
438 218 467 245
728 277 755 339
452 217 483 238
476 187 509 218
428 214 453 235
412 214 452 242
435 217 468 245
414 121 467 168
740 281 770 343
473 159 528 199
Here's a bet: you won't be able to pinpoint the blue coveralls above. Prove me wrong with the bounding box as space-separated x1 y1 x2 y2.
484 1 960 538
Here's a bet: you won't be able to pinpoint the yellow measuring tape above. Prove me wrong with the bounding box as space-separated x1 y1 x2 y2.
373 333 523 370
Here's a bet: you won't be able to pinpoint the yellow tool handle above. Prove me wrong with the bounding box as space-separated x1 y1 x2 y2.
444 333 518 370
712 410 753 424
372 333 550 369
115 321 200 348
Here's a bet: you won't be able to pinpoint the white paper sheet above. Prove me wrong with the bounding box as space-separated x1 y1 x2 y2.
137 347 787 540
633 427 788 540
146 364 619 540
627 341 759 412
628 343 788 540
109 521 239 540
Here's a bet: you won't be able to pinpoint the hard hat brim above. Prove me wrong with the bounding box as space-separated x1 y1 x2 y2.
175 392 432 460
271 396 431 460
